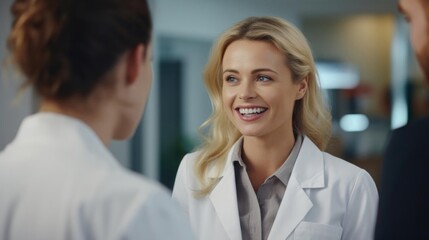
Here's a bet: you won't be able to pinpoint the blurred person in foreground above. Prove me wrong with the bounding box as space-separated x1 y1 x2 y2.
0 0 193 239
375 0 429 239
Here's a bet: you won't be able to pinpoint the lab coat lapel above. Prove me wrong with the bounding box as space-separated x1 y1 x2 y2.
268 136 325 240
209 146 242 240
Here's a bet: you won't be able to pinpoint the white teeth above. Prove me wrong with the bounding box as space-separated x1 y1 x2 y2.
238 107 266 115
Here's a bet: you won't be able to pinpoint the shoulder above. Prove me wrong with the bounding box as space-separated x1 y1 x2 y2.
323 152 365 178
381 117 429 186
178 151 200 170
91 171 194 239
398 116 429 131
322 152 376 188
322 152 378 203
176 151 199 181
301 136 370 183
87 169 181 235
390 117 429 146
317 152 379 226
93 167 170 204
324 158 378 239
390 117 429 142
175 151 202 190
385 116 429 163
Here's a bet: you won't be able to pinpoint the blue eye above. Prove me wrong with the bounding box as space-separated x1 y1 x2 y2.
225 76 238 83
257 75 272 82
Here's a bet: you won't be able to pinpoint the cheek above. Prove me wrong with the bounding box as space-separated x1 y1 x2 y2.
410 23 429 73
411 28 424 54
418 43 429 81
222 87 235 106
147 65 153 86
142 66 152 93
410 17 429 53
271 92 298 114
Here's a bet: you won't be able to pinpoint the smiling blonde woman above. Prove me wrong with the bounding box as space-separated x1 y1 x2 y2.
173 16 378 240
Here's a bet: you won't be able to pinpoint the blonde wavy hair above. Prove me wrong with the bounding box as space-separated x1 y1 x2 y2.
195 16 332 196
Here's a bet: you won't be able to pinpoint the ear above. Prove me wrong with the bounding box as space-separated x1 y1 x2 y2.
125 44 146 86
296 77 308 100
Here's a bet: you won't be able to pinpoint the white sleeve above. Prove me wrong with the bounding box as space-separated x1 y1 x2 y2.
120 189 195 240
341 170 379 240
172 154 190 217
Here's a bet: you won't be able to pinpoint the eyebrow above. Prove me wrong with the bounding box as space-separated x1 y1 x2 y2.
223 68 278 75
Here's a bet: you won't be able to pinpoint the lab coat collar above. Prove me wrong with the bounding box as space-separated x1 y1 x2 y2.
210 135 324 187
290 136 325 189
207 137 243 240
209 135 325 240
206 137 243 179
268 136 325 240
12 112 119 168
209 159 242 240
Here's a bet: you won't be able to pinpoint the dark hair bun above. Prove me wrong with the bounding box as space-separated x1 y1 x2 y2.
8 0 152 99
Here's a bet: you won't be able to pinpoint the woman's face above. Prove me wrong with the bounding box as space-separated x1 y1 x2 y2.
221 40 306 139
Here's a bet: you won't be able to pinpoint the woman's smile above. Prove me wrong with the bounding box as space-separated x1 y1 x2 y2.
235 106 268 121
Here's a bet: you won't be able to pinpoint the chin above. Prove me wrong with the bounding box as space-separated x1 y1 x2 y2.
113 122 139 140
417 45 429 83
113 112 142 140
422 59 429 83
113 131 134 141
237 127 265 138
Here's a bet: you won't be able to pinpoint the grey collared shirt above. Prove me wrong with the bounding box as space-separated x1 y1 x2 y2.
233 135 303 240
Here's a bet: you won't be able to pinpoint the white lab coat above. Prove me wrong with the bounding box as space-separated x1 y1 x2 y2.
0 113 194 240
173 136 378 240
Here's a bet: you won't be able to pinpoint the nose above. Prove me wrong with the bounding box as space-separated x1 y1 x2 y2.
238 80 257 100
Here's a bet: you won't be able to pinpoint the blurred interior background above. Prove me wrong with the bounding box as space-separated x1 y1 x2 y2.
1 0 427 189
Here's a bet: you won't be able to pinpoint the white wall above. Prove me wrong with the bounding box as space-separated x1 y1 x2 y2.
152 0 396 41
152 0 300 40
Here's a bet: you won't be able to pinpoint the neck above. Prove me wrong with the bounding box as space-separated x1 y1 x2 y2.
241 128 296 190
39 97 117 146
